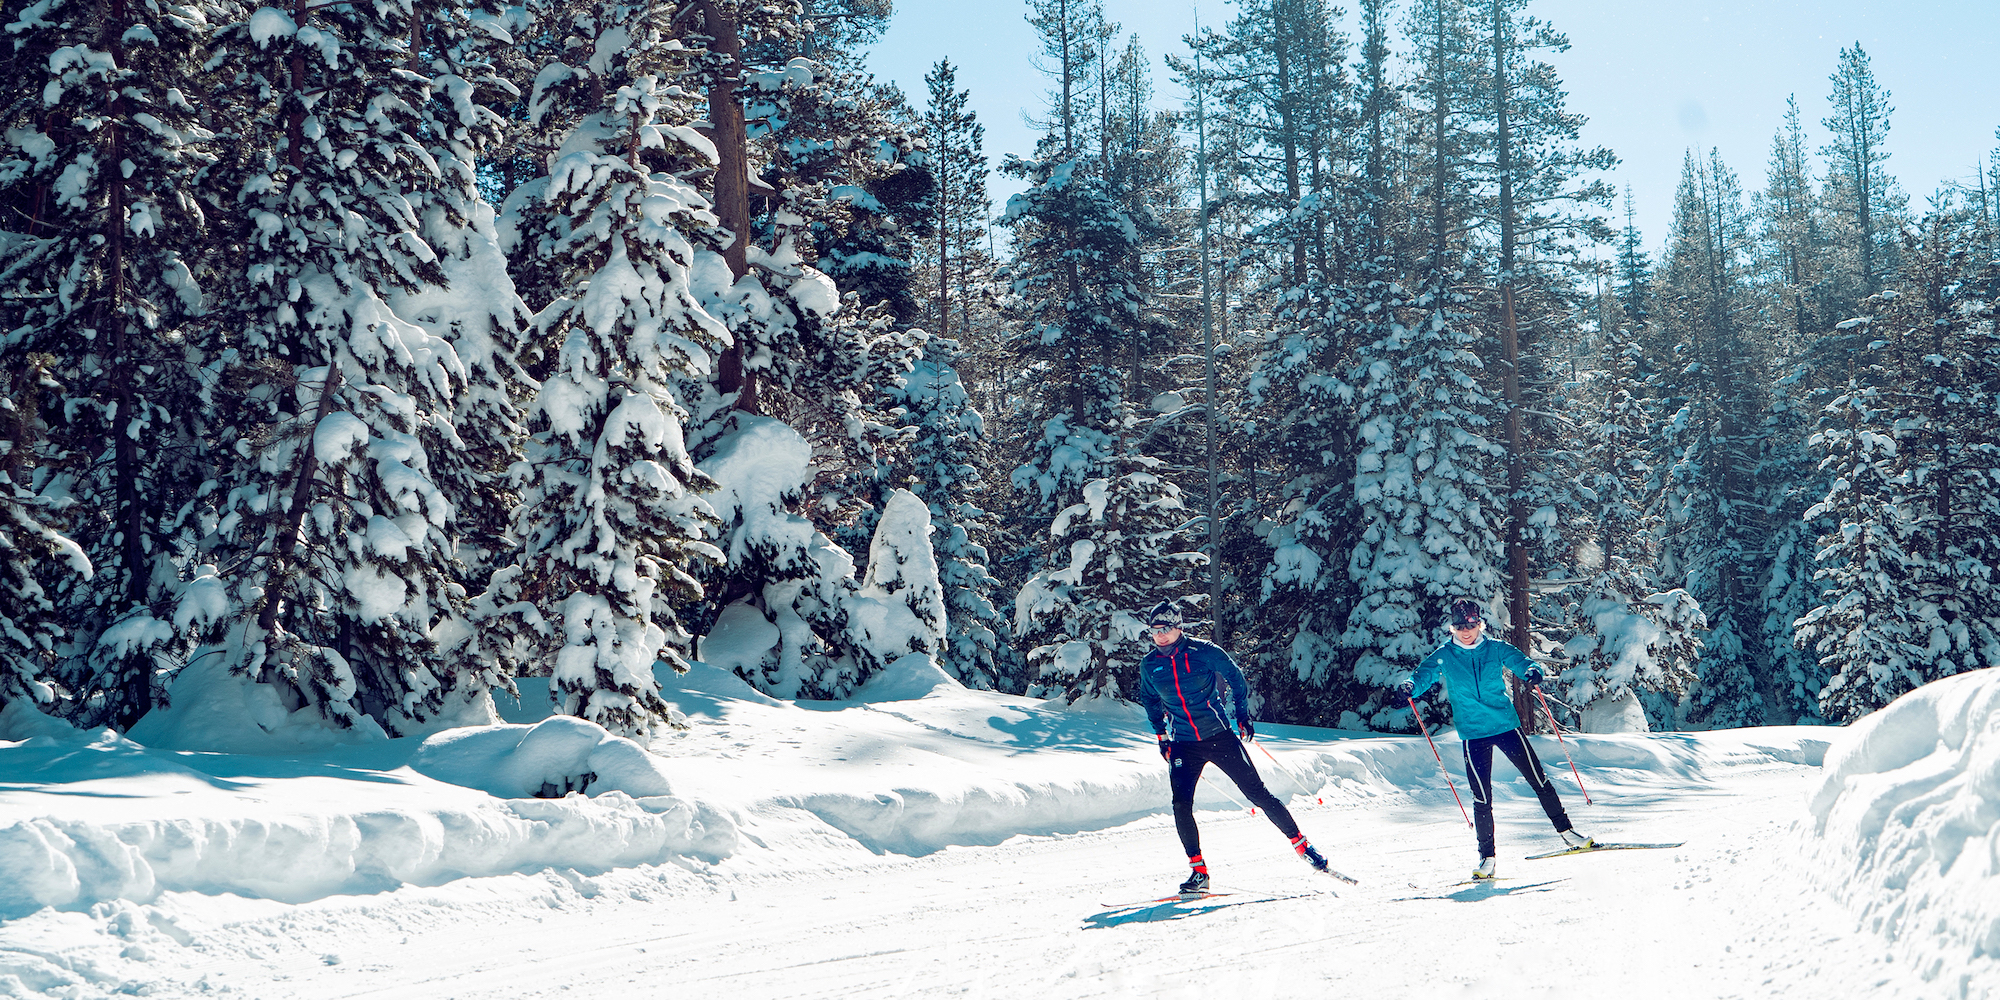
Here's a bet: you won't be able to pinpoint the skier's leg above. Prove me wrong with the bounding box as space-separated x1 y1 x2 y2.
1495 728 1574 832
1462 735 1497 858
1169 744 1210 859
1210 734 1302 839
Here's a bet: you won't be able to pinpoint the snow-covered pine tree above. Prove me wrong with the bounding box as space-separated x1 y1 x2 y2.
375 0 538 716
1013 446 1203 704
1469 0 1616 664
712 38 931 574
1340 277 1507 730
847 487 946 674
1753 381 1831 725
0 0 217 728
887 335 1004 688
1555 319 1701 732
1755 96 1832 343
659 0 931 701
1655 149 1771 729
1246 264 1366 727
915 58 993 348
1800 216 2000 722
1818 43 1906 300
499 0 727 736
190 0 489 735
998 154 1194 703
998 0 1200 705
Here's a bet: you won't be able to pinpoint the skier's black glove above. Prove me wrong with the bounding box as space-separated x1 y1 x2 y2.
1523 665 1544 687
1394 679 1415 698
1238 720 1255 740
1158 737 1173 762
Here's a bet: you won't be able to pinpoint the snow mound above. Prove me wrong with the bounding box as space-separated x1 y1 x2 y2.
848 653 962 703
1808 667 2000 996
0 699 85 744
127 654 389 753
411 716 673 798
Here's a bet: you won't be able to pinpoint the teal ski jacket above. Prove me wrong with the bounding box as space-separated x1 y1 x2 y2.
1405 636 1530 741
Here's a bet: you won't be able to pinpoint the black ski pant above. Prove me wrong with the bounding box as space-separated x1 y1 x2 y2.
1168 731 1300 859
1463 727 1573 858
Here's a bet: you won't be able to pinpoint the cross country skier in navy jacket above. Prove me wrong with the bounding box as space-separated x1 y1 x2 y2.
1138 600 1331 894
1396 599 1593 880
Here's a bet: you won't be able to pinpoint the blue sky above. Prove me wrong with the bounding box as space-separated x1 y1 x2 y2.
865 0 2000 259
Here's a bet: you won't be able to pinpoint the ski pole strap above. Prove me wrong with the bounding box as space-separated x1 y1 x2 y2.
1410 697 1472 827
1532 686 1593 806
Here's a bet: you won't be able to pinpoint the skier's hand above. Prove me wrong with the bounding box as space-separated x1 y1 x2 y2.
1523 665 1544 687
1394 679 1415 699
1238 720 1255 740
1158 736 1173 761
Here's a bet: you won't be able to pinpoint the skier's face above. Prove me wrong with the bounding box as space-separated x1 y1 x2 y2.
1150 626 1182 647
1450 620 1484 646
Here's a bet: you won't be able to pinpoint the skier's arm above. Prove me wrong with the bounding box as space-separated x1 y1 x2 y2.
1137 661 1167 736
1211 645 1253 728
1403 654 1442 699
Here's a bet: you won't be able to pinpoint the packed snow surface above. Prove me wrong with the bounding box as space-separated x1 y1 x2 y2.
3 665 1996 998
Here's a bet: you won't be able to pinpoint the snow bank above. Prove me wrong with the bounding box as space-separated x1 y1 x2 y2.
0 718 733 920
1807 667 2000 997
410 716 674 798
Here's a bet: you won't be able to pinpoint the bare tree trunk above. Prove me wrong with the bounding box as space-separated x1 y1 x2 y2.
1491 0 1533 693
695 0 757 413
102 0 152 728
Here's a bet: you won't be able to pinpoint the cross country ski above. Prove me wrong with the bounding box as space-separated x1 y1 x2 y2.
1525 841 1686 860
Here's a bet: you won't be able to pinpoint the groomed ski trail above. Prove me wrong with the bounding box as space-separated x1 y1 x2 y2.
33 760 1933 1000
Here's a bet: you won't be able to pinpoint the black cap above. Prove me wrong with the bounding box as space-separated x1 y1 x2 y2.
1449 599 1483 627
1147 601 1182 628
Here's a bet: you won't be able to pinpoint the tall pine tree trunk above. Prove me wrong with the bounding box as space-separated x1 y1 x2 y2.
696 0 757 414
1491 1 1533 694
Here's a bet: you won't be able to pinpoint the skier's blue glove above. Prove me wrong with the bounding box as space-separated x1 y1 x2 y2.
1238 720 1255 740
1394 679 1415 699
1523 665 1544 687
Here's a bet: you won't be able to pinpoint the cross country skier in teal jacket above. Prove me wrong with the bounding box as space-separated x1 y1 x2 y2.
1395 599 1592 880
1138 600 1332 894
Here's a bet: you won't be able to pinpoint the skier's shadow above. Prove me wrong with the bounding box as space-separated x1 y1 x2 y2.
1391 878 1567 903
1082 895 1309 928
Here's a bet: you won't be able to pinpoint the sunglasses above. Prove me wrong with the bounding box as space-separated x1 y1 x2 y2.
1450 621 1482 630
1149 624 1179 635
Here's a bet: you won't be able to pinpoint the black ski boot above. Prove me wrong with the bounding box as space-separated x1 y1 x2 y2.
1177 869 1210 895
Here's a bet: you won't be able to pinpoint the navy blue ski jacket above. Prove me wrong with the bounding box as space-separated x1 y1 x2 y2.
1139 636 1250 741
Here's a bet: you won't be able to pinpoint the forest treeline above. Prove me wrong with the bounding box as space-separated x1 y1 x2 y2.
0 0 1994 743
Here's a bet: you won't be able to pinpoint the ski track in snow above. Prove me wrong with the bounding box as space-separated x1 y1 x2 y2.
3 763 1933 1000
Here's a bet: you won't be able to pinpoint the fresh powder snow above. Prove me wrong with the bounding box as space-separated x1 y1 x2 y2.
3 666 1996 998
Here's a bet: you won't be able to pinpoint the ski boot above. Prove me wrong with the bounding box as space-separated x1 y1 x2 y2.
1177 869 1211 895
1472 856 1497 880
1293 836 1330 873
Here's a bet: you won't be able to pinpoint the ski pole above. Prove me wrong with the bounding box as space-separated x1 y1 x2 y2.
1409 698 1472 827
1246 735 1312 801
1531 685 1593 805
1209 782 1255 814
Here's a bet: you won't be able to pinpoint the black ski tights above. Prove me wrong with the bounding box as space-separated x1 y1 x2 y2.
1463 727 1573 857
1168 731 1299 858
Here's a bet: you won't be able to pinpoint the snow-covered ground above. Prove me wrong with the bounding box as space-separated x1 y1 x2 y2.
4 662 1996 1000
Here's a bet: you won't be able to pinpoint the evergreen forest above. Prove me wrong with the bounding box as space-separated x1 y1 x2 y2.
2 0 1996 742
